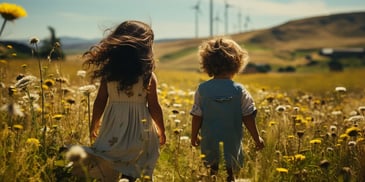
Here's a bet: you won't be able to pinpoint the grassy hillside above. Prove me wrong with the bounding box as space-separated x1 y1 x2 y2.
154 12 365 71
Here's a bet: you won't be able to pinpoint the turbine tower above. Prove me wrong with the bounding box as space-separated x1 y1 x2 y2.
224 0 232 35
192 0 202 38
209 0 214 37
214 12 222 35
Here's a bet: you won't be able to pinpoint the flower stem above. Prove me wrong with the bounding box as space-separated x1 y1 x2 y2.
0 19 7 38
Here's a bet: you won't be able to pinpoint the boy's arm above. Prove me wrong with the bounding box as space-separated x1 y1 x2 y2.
243 111 264 150
191 115 202 146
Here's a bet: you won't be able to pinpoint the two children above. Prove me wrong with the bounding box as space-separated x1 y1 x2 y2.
69 20 263 182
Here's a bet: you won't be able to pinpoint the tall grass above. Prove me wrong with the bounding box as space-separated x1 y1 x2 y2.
0 59 365 181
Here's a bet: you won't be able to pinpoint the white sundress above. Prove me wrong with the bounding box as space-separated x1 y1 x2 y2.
84 78 160 178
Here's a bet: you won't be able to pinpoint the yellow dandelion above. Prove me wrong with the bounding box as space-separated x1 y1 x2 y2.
310 139 322 145
283 155 294 162
0 59 7 64
340 133 349 140
42 84 49 90
26 138 40 147
287 135 295 139
200 154 206 159
294 154 306 161
13 124 23 130
6 45 12 49
52 114 63 120
0 3 27 21
276 167 289 173
173 128 182 135
345 127 361 137
44 79 55 87
11 53 16 57
357 137 364 143
269 121 276 126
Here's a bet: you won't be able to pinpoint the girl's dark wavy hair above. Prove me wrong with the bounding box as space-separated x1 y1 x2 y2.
83 20 155 91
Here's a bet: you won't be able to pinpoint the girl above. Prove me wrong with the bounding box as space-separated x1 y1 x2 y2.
72 20 166 182
190 38 264 182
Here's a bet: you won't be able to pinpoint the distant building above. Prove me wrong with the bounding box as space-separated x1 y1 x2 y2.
319 48 365 59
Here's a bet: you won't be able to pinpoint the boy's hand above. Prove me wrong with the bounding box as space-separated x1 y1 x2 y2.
255 136 265 151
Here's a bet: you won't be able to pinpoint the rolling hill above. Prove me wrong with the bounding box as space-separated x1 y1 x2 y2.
154 11 365 70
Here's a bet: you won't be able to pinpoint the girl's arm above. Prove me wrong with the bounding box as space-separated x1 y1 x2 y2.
90 79 108 141
147 73 166 145
243 111 264 150
191 115 202 146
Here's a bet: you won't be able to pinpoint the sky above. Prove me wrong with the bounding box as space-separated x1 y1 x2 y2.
2 0 365 41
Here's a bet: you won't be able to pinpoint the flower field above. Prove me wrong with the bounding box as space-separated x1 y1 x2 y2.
0 57 364 181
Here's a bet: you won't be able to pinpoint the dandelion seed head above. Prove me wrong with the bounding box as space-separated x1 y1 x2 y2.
66 145 87 162
14 75 37 89
1 103 24 117
29 37 39 44
348 141 356 147
335 86 346 93
76 70 86 78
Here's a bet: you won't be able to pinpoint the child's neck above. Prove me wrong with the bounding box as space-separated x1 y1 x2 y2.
213 74 234 79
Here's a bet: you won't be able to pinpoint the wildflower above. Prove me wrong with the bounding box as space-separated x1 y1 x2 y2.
357 137 365 143
119 178 129 182
269 121 276 126
329 125 337 132
52 114 63 120
200 154 206 159
1 103 24 117
55 77 69 84
79 85 96 95
319 160 330 169
44 79 55 87
14 75 37 89
141 118 147 123
358 106 365 112
76 70 86 78
348 115 364 123
26 138 41 147
335 86 346 93
171 109 179 114
22 93 40 102
66 145 87 162
173 128 182 135
331 111 342 116
66 98 76 104
326 147 334 152
6 45 12 49
174 119 181 124
276 168 289 173
275 105 286 112
29 37 39 45
310 139 322 145
345 127 360 137
287 135 295 140
0 3 27 21
173 103 182 108
348 141 356 147
294 154 306 161
13 124 23 130
340 134 349 140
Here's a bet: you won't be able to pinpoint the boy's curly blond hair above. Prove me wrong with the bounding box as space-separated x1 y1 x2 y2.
199 38 249 77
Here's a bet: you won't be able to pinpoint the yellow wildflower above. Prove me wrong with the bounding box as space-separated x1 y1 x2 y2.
276 167 288 173
294 154 306 161
345 127 360 137
13 124 23 130
26 138 40 147
0 3 27 21
310 139 322 145
52 114 63 120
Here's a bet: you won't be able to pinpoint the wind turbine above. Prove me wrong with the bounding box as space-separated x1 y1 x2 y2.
224 0 232 35
237 9 242 33
192 0 202 38
244 15 250 32
214 12 222 35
